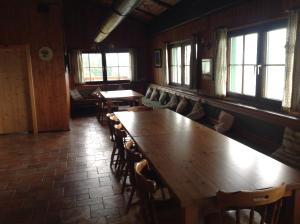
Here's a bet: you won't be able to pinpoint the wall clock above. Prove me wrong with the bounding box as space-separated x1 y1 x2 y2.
38 47 53 61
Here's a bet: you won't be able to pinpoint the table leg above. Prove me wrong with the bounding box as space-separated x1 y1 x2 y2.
181 206 200 224
107 100 112 113
294 189 300 224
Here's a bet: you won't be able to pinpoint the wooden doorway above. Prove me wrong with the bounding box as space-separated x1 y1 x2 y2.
0 45 37 134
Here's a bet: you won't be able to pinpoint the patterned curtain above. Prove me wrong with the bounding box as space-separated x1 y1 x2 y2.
214 28 228 97
282 10 299 111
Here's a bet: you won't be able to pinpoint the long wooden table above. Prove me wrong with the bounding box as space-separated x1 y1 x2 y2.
114 109 300 224
99 90 143 112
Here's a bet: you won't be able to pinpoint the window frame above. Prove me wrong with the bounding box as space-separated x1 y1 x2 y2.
81 50 131 84
226 20 287 109
168 40 192 88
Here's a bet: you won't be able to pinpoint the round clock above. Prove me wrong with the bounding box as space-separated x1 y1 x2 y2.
38 47 53 61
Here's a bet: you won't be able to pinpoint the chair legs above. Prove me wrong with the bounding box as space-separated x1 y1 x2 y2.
110 144 118 168
121 165 129 194
126 187 136 213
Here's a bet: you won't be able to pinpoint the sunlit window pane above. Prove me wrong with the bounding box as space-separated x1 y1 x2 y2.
89 54 102 67
243 66 256 96
170 47 182 84
119 67 129 79
82 54 90 67
185 66 190 85
83 67 90 82
229 66 242 94
105 53 130 81
185 45 191 65
266 28 287 65
244 33 258 64
230 36 243 64
82 53 103 82
118 53 129 66
106 53 118 66
264 66 285 100
107 67 119 80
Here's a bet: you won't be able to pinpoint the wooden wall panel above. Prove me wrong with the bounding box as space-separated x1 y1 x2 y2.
0 47 31 134
150 0 300 96
0 0 69 132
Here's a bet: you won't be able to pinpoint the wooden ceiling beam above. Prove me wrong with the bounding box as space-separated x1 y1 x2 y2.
135 8 156 17
150 0 173 8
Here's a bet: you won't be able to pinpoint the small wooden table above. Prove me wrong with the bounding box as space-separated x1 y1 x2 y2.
99 90 144 112
114 109 300 224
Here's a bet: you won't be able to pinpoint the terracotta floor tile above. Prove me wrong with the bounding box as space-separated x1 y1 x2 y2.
0 117 139 224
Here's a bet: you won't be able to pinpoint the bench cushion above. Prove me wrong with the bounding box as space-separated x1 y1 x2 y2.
187 100 205 121
70 89 84 101
176 97 189 115
272 128 300 169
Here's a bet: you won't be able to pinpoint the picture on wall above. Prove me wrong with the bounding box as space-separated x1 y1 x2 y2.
202 58 213 79
154 49 162 67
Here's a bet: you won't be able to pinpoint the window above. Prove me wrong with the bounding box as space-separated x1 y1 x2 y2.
228 23 287 102
81 52 131 82
82 53 103 82
106 53 130 81
169 42 191 86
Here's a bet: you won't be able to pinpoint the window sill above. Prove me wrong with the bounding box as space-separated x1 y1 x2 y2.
202 97 300 130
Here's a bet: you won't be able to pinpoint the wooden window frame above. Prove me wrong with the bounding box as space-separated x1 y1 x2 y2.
168 40 192 88
81 50 131 84
226 20 287 110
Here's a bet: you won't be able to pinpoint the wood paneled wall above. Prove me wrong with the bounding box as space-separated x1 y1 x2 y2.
63 0 151 89
0 0 69 132
150 0 300 96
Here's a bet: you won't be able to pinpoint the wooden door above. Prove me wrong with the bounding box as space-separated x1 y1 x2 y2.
0 46 35 134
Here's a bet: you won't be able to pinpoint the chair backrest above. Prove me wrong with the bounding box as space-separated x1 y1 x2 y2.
135 159 158 224
135 159 157 195
125 140 142 184
217 184 286 224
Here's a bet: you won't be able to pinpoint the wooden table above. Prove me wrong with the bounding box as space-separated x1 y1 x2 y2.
99 90 143 112
114 109 300 224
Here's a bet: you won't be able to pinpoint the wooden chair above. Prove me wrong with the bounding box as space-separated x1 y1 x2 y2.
134 159 180 224
97 98 120 124
108 114 121 168
209 184 286 224
121 140 143 213
113 123 127 176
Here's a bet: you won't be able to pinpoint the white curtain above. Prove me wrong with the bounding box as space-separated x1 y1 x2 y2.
215 28 228 97
292 23 300 112
129 48 138 81
162 42 169 85
74 50 84 84
282 10 299 111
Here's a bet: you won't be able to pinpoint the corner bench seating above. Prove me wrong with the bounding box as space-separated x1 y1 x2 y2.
70 82 145 116
141 84 300 164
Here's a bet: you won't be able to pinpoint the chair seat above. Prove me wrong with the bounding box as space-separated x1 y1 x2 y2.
206 209 263 224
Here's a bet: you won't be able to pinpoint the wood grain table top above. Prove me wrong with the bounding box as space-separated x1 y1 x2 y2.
114 109 300 208
100 90 143 100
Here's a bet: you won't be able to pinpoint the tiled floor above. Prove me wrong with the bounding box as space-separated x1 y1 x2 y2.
0 117 135 224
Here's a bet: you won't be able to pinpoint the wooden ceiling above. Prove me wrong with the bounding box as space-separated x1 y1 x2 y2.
91 0 181 22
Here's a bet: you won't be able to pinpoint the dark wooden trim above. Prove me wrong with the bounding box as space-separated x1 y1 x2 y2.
150 0 172 8
134 8 155 17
